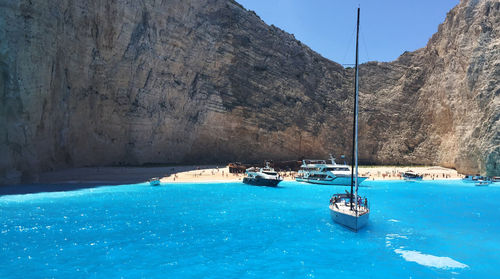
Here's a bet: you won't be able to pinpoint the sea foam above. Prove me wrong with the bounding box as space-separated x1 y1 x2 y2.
394 249 468 269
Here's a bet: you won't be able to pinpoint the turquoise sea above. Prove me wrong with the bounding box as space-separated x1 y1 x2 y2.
1 180 499 278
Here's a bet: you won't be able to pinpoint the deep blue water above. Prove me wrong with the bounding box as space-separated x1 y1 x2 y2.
1 180 499 278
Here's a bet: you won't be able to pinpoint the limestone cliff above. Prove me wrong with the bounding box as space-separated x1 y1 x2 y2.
358 0 499 175
0 0 498 184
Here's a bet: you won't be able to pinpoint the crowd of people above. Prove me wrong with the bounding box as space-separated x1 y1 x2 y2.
329 194 369 210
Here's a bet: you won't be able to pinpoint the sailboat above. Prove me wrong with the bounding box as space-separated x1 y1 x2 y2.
329 7 369 232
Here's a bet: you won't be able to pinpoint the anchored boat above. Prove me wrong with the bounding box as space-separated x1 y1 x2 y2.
402 171 423 181
475 180 492 186
149 177 160 186
243 162 283 187
329 8 369 232
295 155 368 186
330 193 369 231
463 175 487 183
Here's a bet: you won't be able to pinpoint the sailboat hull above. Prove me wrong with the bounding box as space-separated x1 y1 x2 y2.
330 207 369 232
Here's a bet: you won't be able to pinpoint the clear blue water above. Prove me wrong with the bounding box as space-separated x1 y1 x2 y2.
1 180 499 278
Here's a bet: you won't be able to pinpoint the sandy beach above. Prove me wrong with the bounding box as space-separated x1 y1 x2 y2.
161 165 462 183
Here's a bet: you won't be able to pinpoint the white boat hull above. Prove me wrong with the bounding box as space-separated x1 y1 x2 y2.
150 180 160 186
297 176 367 186
330 207 369 231
149 178 161 186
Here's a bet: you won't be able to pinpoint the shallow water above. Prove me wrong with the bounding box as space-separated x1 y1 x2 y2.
1 180 499 278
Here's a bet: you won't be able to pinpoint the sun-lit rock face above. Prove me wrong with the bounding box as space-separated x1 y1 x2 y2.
0 0 498 184
358 0 499 175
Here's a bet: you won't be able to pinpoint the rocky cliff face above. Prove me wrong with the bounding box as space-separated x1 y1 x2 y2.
1 0 498 184
358 0 499 175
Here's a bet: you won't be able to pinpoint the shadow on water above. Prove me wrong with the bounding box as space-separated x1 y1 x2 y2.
0 183 127 196
0 165 217 196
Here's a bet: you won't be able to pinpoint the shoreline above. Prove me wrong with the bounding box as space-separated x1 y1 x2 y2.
161 165 462 183
0 165 465 196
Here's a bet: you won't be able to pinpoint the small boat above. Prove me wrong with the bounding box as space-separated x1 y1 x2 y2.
149 177 161 186
243 162 283 187
492 176 500 183
463 175 487 183
475 178 492 186
475 180 491 186
401 171 423 181
329 8 369 232
295 155 368 186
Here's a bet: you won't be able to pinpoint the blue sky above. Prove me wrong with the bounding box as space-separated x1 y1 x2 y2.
236 0 459 65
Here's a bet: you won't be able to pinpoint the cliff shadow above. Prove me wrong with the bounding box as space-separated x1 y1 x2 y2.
0 165 218 196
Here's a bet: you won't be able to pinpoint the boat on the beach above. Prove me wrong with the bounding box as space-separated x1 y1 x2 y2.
295 155 368 186
401 171 423 181
329 8 369 232
149 177 161 186
243 162 283 187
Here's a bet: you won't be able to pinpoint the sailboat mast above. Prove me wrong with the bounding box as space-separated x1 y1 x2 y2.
354 7 360 215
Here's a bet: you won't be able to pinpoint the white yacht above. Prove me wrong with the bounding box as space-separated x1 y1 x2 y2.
243 162 283 187
401 171 423 181
462 175 486 183
295 155 367 186
475 179 492 186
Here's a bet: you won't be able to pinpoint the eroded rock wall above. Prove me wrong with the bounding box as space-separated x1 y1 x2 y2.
358 0 499 175
0 0 498 184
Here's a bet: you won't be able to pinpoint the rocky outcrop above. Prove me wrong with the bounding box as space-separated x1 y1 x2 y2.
0 0 498 184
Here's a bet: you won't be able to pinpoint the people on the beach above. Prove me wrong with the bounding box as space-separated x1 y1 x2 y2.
163 166 459 183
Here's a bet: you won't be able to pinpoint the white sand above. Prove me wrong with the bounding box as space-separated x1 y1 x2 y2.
161 165 462 183
29 164 462 186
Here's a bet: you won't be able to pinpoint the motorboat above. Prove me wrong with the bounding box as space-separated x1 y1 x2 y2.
295 155 368 186
475 176 492 186
401 171 423 181
243 162 283 187
149 177 161 186
475 180 492 186
329 8 369 232
463 174 490 183
462 174 492 186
